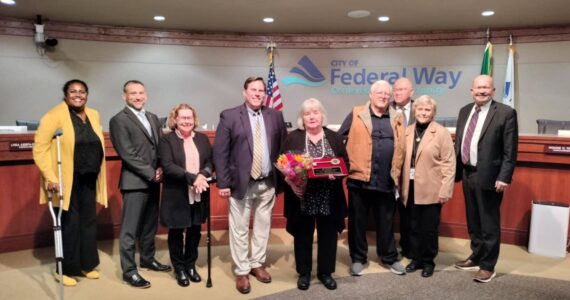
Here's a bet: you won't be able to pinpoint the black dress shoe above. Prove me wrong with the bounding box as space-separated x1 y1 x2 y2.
297 273 311 290
123 273 151 288
317 273 337 290
187 268 202 283
141 259 172 272
175 270 190 287
405 261 423 273
421 265 434 278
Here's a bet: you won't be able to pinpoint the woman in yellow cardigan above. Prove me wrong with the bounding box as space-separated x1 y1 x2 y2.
33 79 108 287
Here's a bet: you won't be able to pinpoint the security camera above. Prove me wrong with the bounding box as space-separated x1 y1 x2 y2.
34 15 58 50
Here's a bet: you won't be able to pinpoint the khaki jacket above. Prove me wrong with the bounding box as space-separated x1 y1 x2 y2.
33 101 108 210
345 102 405 187
401 121 455 206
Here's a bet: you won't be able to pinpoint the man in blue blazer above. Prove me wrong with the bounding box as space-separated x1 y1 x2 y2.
110 80 172 289
454 75 518 283
213 76 287 294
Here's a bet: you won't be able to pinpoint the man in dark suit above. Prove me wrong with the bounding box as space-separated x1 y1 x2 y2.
454 75 518 283
390 77 415 259
213 76 287 294
110 80 172 289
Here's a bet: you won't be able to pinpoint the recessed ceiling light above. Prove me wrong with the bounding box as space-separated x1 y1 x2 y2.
1 0 16 5
348 10 371 18
263 17 274 23
481 10 495 17
153 15 166 22
378 16 390 22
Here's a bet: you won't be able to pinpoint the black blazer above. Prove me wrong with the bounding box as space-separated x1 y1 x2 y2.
454 100 518 189
159 131 213 228
280 128 349 234
109 107 162 191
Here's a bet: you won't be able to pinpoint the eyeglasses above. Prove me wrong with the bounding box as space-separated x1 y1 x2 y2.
68 90 87 95
177 116 194 121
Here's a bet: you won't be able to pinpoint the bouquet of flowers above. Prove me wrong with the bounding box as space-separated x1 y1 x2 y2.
275 152 312 199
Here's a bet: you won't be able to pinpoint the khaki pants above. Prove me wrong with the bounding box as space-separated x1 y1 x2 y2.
228 179 275 275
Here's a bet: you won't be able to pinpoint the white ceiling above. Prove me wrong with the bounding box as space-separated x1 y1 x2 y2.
1 0 569 33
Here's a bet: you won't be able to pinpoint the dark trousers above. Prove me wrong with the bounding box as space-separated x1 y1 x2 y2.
168 226 201 272
462 169 503 272
293 214 338 275
58 173 99 276
348 188 398 265
397 200 411 256
408 183 442 267
119 185 160 276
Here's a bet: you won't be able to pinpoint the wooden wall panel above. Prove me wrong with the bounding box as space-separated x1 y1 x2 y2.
1 133 568 253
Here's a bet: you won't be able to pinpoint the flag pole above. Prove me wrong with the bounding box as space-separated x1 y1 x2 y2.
509 34 513 46
486 27 490 42
266 41 276 65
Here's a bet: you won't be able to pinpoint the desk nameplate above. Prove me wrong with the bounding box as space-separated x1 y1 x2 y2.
9 141 34 151
544 144 570 155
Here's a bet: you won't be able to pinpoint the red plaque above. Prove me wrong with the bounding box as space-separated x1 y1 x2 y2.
308 157 348 178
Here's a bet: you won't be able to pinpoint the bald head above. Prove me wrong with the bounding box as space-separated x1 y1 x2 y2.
393 77 414 107
470 75 495 106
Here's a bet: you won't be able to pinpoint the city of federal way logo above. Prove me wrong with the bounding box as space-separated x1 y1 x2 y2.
283 56 326 87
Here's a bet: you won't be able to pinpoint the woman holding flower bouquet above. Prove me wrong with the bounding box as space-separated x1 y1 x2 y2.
280 98 348 291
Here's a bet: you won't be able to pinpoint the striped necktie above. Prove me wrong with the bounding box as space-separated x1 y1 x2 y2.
461 106 481 165
251 114 263 179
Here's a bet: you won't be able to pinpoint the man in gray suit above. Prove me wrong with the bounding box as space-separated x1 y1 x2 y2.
213 76 287 294
390 77 415 259
110 80 172 289
454 75 518 283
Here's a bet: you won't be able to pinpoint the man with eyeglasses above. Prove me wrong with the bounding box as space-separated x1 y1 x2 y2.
454 75 518 283
338 80 407 277
110 80 172 289
390 77 415 259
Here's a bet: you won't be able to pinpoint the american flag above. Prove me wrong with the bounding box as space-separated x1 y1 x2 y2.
265 62 283 110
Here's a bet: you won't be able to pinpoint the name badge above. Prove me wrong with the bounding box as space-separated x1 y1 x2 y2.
410 168 415 180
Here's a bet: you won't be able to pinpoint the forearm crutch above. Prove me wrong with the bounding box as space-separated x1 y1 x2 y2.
47 129 64 300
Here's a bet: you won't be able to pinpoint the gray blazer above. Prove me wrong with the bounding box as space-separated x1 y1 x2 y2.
110 107 162 191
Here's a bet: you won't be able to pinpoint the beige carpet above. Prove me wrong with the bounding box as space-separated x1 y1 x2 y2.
0 229 569 299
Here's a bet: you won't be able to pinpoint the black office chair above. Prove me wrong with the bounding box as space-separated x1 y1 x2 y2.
536 119 570 134
16 120 40 131
434 117 457 127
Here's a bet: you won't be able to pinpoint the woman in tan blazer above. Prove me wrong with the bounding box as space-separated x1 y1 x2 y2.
400 95 455 277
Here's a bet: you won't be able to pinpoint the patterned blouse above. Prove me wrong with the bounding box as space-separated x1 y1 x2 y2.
302 135 336 216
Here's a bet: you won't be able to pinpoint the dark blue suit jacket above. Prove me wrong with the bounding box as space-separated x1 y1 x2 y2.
213 104 287 200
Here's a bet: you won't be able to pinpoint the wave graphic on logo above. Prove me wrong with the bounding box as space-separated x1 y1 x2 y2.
283 56 326 87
